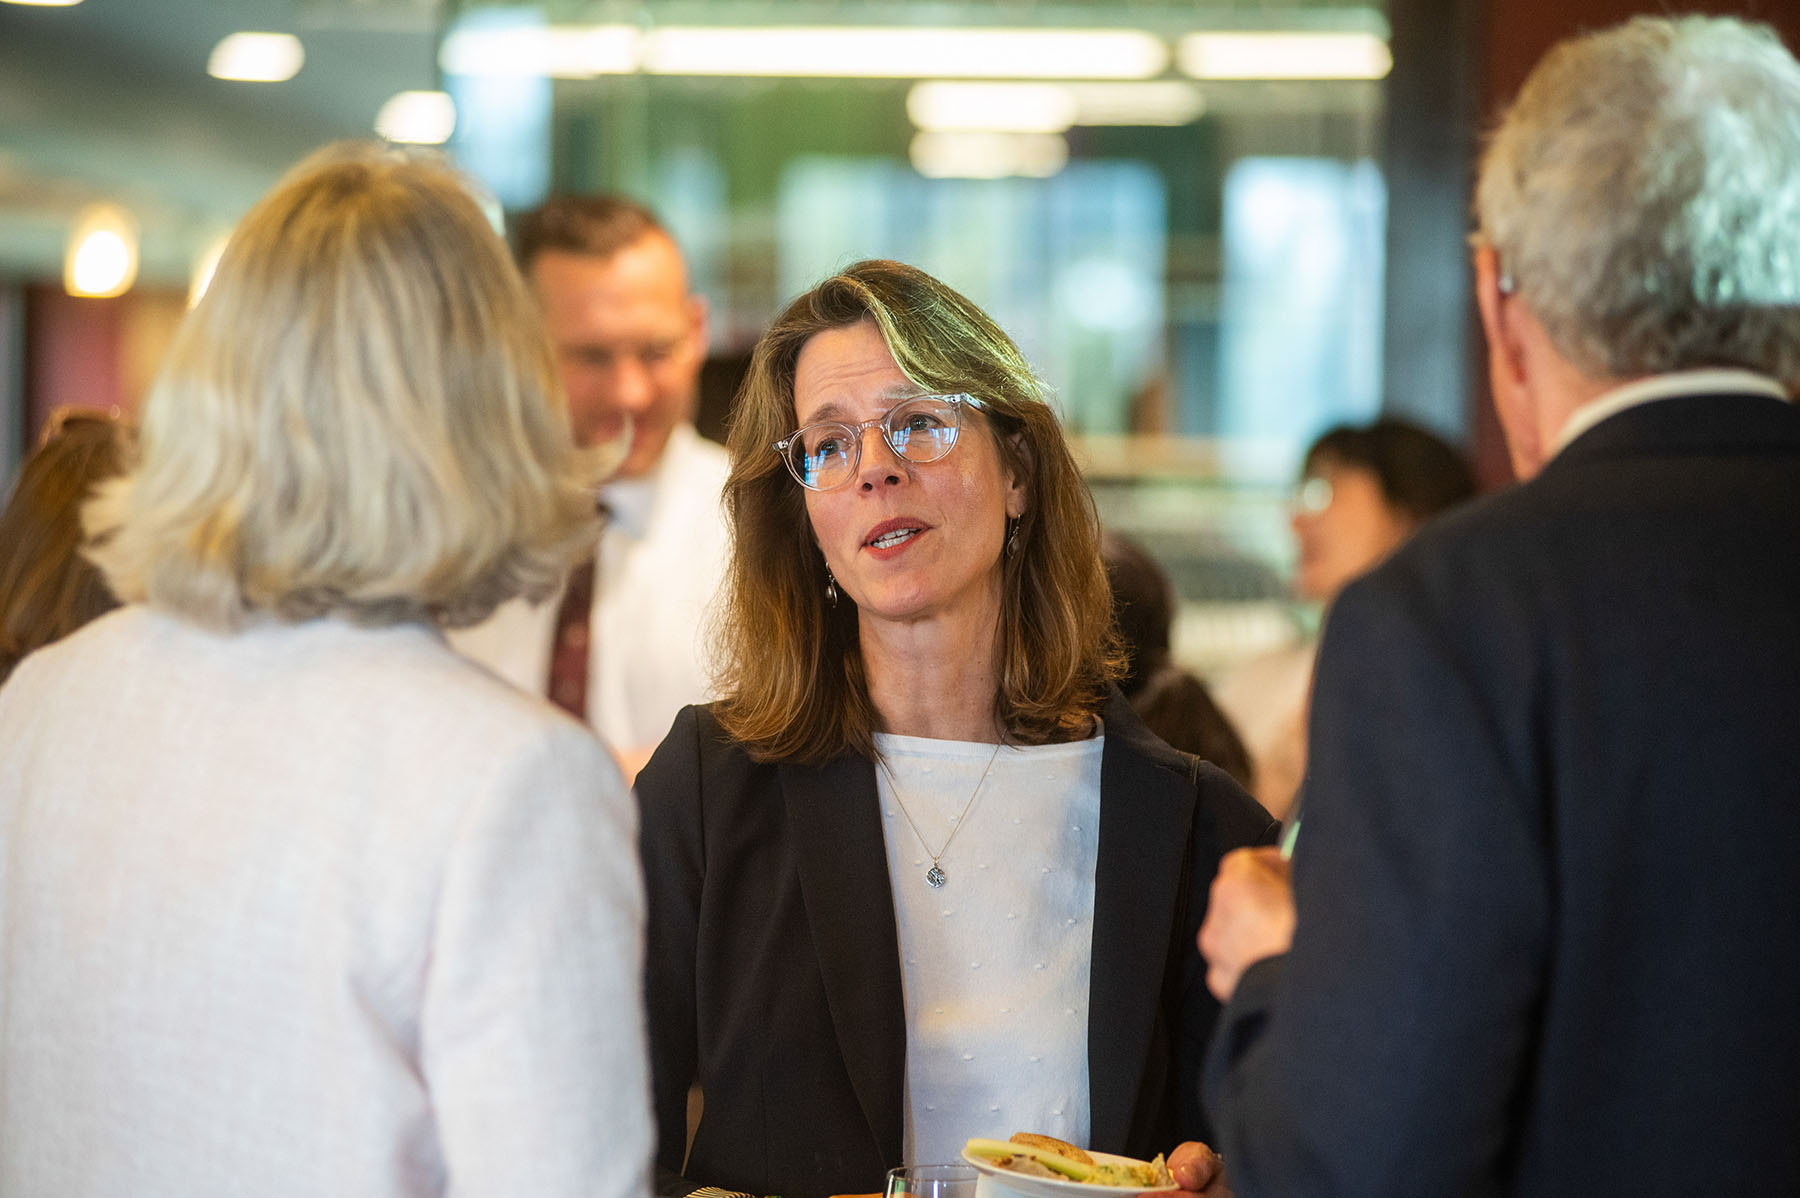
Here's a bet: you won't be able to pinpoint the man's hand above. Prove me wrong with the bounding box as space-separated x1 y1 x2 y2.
1198 847 1296 1002
1168 1141 1230 1196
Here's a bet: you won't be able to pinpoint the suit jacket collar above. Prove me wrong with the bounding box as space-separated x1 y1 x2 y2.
1551 389 1800 473
1550 369 1788 456
780 693 1198 1160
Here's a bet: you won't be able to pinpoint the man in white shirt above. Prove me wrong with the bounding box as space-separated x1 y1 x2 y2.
452 196 731 780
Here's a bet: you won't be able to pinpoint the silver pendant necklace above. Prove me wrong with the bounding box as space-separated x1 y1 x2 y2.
878 742 1002 888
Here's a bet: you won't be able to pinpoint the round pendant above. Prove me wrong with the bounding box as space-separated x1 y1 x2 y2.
926 863 948 888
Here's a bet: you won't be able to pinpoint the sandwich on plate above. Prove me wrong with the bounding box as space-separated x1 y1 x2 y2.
963 1133 1174 1189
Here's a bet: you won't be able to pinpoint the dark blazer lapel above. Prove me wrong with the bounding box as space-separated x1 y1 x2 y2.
1087 692 1199 1149
782 753 907 1165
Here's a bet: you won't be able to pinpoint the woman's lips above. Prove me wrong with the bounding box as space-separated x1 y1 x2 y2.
863 518 929 557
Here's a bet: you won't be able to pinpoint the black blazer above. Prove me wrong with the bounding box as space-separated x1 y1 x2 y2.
638 689 1276 1198
1205 391 1800 1197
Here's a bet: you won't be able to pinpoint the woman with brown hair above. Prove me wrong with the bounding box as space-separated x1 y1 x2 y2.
636 260 1272 1198
0 408 133 686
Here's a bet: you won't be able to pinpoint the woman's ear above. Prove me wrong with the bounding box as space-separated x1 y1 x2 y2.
1004 431 1030 519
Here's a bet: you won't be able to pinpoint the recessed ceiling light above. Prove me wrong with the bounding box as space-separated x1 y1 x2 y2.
375 91 457 144
64 204 138 298
208 32 305 83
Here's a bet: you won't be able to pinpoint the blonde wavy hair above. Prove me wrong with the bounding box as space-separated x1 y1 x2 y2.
713 259 1123 764
86 143 598 631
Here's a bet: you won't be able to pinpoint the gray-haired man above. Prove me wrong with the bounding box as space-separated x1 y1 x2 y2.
1193 16 1800 1197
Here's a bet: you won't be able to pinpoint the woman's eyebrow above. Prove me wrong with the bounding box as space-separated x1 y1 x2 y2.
798 388 928 425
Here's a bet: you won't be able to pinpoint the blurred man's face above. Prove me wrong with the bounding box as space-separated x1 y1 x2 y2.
529 232 707 479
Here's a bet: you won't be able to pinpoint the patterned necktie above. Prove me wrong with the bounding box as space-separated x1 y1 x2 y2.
547 552 595 720
548 504 609 720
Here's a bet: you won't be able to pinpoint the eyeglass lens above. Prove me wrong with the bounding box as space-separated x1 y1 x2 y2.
1295 476 1334 514
787 396 964 490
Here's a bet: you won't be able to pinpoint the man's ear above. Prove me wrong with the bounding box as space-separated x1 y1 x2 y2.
1473 246 1527 390
686 293 710 348
1473 245 1543 477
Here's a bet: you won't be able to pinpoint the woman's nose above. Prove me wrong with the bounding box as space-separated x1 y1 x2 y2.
854 423 906 489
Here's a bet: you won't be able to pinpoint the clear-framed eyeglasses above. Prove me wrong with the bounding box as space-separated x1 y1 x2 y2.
772 392 990 491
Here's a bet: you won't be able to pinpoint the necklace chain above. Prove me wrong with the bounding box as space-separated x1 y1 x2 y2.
878 742 1002 889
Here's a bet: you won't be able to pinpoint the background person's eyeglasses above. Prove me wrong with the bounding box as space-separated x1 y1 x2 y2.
1294 475 1334 514
773 393 988 491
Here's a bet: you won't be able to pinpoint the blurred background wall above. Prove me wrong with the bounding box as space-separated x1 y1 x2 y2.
3 0 1794 675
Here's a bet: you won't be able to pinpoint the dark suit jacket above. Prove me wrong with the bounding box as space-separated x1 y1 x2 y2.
1205 390 1800 1197
638 689 1276 1198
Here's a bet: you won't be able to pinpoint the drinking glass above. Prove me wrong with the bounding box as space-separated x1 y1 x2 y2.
885 1164 979 1198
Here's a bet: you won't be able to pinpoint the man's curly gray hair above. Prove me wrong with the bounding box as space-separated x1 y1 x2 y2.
1474 15 1800 389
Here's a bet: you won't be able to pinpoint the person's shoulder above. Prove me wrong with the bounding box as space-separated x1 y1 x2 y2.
635 701 759 792
279 618 614 778
1194 756 1280 849
1102 687 1275 838
1349 481 1532 608
0 604 138 714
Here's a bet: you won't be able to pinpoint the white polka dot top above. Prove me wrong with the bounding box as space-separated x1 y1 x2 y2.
872 729 1104 1166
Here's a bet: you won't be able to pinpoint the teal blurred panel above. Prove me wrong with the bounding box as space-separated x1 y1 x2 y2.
445 7 553 213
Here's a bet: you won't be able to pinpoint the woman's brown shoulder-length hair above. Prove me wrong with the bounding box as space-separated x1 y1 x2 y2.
711 259 1122 764
0 410 134 686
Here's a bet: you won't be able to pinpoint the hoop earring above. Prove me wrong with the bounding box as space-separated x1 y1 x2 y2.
825 566 839 606
1005 516 1021 557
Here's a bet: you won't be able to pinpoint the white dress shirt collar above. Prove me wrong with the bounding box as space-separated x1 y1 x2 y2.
599 423 703 540
1553 368 1791 458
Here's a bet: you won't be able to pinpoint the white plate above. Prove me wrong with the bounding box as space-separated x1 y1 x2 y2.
960 1149 1179 1198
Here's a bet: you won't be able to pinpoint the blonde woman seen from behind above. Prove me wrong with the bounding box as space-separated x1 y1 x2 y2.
0 145 654 1198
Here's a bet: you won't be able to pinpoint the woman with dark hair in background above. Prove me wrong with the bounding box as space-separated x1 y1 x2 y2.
1101 529 1253 791
0 407 133 686
636 259 1272 1198
1213 417 1477 820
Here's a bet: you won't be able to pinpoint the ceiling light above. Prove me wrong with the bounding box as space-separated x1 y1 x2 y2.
207 32 305 83
909 81 1206 132
642 27 1168 80
1177 32 1391 80
2 0 86 7
908 83 1079 133
64 204 138 298
375 91 457 144
909 131 1069 179
440 25 1168 81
